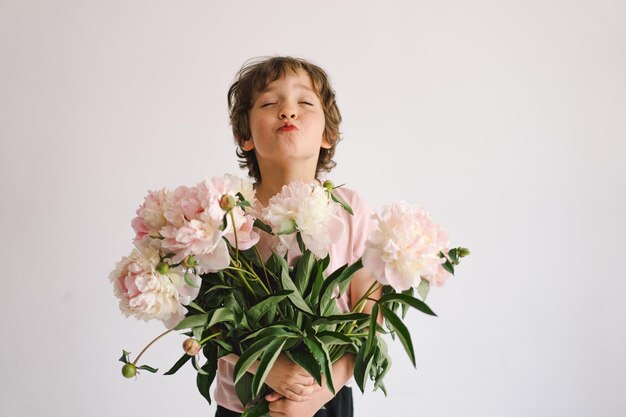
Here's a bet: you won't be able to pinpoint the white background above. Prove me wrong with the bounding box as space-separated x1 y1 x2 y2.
1 1 625 416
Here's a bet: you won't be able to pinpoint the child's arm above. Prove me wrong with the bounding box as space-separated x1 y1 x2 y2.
265 267 382 417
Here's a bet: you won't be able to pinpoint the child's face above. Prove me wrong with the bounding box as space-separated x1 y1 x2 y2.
243 69 330 172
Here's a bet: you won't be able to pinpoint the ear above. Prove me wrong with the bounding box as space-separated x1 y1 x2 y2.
240 137 255 151
321 135 332 150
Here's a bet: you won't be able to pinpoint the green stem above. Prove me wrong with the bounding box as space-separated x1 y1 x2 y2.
199 332 221 345
224 268 256 297
335 281 382 335
133 329 173 365
253 246 272 291
351 282 382 314
229 210 239 263
238 257 270 295
227 264 269 294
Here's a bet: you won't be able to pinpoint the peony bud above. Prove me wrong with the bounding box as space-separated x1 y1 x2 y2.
183 255 197 268
156 261 170 275
457 247 471 258
219 194 236 211
322 180 334 191
182 338 201 356
122 363 136 378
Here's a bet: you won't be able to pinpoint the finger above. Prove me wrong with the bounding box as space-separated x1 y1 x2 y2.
289 384 317 397
277 390 309 402
289 375 316 386
268 399 285 413
265 391 284 402
298 384 320 396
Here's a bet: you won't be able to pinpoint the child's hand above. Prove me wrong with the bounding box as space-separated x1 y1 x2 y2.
266 394 328 417
263 353 321 402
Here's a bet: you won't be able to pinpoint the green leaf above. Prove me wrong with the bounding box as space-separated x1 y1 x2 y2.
296 232 306 255
197 343 218 404
379 293 437 317
192 355 209 375
295 250 315 294
365 304 379 356
400 288 414 318
303 334 335 394
119 350 131 364
205 284 235 294
416 278 430 301
173 314 209 330
373 339 391 392
380 304 416 367
317 331 354 346
187 301 207 313
246 290 292 325
277 219 297 235
240 399 270 417
164 353 192 375
242 323 300 342
280 264 314 315
329 344 349 363
184 270 199 288
213 338 234 353
253 218 273 235
235 191 252 208
233 337 273 384
252 338 287 397
196 366 213 404
354 341 374 393
319 259 363 311
305 263 325 306
330 190 354 215
235 372 254 407
286 348 322 386
207 307 236 327
442 260 454 274
137 364 158 373
313 312 369 326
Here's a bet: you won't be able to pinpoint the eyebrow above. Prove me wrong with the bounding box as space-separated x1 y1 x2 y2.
261 83 316 94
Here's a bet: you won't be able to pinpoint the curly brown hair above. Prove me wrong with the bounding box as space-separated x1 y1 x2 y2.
228 56 342 182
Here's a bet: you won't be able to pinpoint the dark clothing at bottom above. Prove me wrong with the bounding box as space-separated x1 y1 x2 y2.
215 386 353 417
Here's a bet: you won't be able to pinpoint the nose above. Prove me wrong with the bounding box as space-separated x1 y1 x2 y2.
279 102 297 120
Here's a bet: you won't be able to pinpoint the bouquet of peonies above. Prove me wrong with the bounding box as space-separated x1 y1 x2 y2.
111 174 469 416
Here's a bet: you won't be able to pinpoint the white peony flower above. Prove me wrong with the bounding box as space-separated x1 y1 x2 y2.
262 181 344 259
362 202 449 292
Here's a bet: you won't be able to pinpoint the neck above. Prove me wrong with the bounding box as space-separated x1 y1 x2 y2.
254 161 319 206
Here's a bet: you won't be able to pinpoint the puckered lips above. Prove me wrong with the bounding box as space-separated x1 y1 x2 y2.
277 123 298 132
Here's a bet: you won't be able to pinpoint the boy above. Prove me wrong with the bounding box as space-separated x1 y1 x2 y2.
215 56 379 417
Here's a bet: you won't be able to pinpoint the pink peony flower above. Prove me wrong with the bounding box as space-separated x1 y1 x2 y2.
131 189 168 244
109 246 201 328
262 181 344 259
155 175 259 273
362 202 449 292
203 174 259 251
159 183 228 273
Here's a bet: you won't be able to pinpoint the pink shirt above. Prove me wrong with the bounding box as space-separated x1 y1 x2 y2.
213 187 373 412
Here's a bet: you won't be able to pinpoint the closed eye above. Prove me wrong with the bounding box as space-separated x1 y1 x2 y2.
300 101 314 106
260 102 276 108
